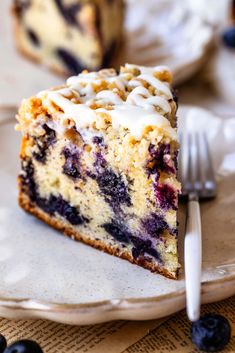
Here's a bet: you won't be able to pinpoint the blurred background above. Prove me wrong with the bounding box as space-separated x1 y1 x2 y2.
0 0 234 116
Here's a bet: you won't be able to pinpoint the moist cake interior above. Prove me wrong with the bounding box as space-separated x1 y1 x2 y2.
17 64 181 279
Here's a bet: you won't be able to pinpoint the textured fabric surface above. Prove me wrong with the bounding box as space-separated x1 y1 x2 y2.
0 296 234 353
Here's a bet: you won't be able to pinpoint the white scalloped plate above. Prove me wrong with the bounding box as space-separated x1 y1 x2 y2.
122 0 214 85
0 0 213 106
0 105 235 325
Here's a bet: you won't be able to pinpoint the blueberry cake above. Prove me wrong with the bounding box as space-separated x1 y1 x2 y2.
16 64 181 279
12 0 124 75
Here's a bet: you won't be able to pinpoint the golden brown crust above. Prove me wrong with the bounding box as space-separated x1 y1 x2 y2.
18 176 177 280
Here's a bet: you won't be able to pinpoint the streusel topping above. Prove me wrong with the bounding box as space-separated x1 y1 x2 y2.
37 64 177 140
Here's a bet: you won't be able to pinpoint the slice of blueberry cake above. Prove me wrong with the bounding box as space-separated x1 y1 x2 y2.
16 64 181 279
12 0 124 75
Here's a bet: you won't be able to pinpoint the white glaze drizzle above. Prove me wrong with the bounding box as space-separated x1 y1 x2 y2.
126 86 171 113
108 105 175 140
138 74 172 98
40 64 176 140
95 90 123 105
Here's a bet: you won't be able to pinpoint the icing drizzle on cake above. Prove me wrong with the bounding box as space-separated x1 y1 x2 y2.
39 64 177 140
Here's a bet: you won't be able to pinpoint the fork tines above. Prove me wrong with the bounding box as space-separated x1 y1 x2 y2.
179 132 217 199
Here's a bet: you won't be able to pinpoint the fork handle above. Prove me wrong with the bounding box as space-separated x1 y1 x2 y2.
184 199 202 322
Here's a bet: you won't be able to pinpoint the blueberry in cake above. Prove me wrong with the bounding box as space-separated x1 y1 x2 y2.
16 64 181 279
12 0 124 75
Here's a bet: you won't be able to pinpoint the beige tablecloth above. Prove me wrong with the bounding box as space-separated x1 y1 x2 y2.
0 296 234 353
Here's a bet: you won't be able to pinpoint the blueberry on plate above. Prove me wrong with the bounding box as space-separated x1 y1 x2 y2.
4 339 43 353
191 314 231 352
0 334 7 353
222 27 235 48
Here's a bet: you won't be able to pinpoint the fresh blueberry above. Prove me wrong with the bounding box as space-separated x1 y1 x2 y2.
191 314 231 352
222 27 235 49
4 339 43 353
0 334 7 353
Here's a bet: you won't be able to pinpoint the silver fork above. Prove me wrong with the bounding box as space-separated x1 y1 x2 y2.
178 132 216 321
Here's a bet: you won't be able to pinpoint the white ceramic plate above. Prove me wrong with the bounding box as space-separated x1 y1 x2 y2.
0 0 213 106
0 106 235 325
123 0 214 85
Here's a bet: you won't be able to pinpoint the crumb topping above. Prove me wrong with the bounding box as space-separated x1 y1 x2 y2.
34 63 177 140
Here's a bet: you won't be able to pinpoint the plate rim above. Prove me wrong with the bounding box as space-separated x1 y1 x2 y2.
0 105 235 324
0 274 235 325
1 273 235 311
125 0 215 86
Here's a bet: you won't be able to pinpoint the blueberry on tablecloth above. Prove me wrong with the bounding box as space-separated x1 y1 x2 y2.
4 339 43 353
0 334 7 353
191 314 231 352
222 27 235 48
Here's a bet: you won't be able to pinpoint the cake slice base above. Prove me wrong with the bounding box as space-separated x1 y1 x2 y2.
19 176 178 280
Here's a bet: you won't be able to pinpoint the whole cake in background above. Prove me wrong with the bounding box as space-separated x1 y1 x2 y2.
16 63 181 279
12 0 124 75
